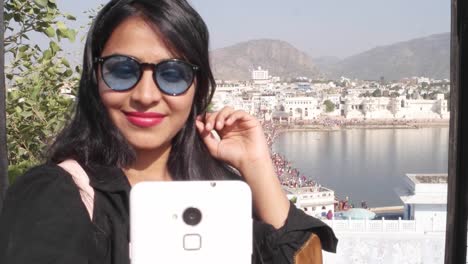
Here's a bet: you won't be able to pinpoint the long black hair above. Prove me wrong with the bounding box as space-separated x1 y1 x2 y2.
48 0 240 180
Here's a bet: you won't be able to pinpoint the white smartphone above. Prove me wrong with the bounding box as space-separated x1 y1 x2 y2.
130 181 253 264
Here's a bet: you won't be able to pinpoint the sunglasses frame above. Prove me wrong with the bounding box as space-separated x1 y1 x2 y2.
94 55 199 96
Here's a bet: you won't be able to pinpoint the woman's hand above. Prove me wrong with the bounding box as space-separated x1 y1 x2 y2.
196 107 290 229
195 106 270 175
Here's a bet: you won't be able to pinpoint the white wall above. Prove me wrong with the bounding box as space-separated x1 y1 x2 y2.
414 204 447 232
323 233 445 264
283 96 321 120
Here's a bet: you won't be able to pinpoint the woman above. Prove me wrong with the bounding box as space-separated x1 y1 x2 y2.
0 0 337 263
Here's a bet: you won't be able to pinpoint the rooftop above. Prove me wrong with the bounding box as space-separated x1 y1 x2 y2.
283 186 334 195
407 173 447 184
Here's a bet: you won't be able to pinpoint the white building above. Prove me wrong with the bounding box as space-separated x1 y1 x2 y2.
397 173 447 233
362 97 394 118
282 96 321 120
394 94 449 119
284 186 335 219
211 84 252 112
271 76 281 83
342 97 365 118
342 94 449 119
251 67 270 85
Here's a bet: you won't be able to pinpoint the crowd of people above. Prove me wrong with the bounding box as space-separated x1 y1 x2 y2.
262 121 321 189
288 117 446 128
335 196 369 211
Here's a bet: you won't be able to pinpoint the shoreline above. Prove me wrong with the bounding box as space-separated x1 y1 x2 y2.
275 121 449 133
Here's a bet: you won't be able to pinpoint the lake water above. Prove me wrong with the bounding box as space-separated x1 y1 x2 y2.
272 127 449 207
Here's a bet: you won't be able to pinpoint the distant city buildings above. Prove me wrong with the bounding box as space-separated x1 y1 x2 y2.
212 68 451 122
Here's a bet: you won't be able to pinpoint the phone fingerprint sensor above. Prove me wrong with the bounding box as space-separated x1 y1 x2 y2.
183 234 202 251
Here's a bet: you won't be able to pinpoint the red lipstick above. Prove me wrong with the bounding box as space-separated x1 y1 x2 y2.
124 111 166 128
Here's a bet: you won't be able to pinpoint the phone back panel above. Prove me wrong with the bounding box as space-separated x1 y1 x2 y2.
130 181 252 264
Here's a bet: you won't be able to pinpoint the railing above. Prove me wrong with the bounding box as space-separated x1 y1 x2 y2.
322 218 419 233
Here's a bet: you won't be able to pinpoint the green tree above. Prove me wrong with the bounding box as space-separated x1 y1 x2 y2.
372 89 382 97
323 100 335 113
5 0 80 181
289 196 297 204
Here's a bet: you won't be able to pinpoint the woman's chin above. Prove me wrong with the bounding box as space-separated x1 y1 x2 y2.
129 139 172 153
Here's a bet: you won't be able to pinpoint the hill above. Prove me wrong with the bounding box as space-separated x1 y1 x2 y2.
210 39 319 80
327 33 450 80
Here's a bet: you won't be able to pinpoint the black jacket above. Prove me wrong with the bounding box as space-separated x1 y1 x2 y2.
0 163 337 264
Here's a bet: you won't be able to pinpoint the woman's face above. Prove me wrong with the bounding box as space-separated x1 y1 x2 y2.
98 16 196 152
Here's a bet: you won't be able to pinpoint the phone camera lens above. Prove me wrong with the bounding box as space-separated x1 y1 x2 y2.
182 207 202 226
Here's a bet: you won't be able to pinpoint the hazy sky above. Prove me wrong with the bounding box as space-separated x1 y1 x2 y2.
58 0 450 59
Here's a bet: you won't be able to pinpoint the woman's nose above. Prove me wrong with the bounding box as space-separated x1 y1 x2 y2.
130 69 162 107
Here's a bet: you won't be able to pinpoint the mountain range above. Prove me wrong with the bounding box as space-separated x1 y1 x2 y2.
210 39 319 81
210 33 450 81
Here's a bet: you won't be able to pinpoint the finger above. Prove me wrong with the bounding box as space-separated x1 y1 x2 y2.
203 112 218 131
196 120 220 156
204 106 234 131
214 106 235 130
195 119 205 134
196 119 220 140
225 110 250 126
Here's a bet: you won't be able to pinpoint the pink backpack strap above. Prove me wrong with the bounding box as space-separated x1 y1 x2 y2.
58 159 94 220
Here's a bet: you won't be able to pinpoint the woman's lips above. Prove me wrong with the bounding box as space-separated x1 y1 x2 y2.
124 111 166 128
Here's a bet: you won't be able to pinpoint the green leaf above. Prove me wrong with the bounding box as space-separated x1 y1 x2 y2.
64 69 73 77
31 85 41 99
47 67 56 75
34 0 48 8
58 28 77 42
61 58 70 67
20 111 33 118
18 45 29 52
49 41 60 53
13 13 21 22
4 13 13 21
43 50 53 60
18 50 26 59
65 14 76 20
56 29 62 42
67 29 77 42
56 21 67 31
45 26 55 37
47 0 57 8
